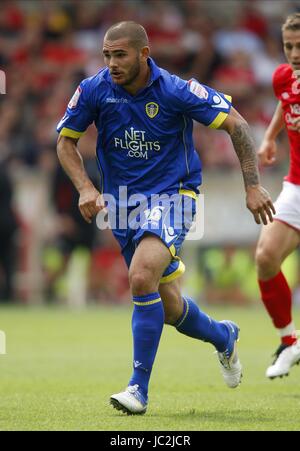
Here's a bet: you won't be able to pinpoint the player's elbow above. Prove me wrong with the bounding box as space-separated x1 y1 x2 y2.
56 134 66 159
229 117 249 137
57 135 78 156
221 108 248 135
57 133 63 150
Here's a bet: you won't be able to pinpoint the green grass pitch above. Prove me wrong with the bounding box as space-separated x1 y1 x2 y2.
0 305 300 431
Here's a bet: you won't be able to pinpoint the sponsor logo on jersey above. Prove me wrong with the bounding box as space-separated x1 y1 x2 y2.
211 93 229 110
291 77 300 95
188 80 208 99
290 104 300 115
106 97 128 103
68 86 82 109
114 127 160 159
293 69 300 80
286 103 300 130
145 102 159 118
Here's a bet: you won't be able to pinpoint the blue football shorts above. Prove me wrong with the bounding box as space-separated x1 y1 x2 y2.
111 191 196 284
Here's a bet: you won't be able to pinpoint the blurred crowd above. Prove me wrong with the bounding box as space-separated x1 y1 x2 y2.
0 0 299 305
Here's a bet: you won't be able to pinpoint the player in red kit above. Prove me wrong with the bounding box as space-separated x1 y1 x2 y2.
256 13 300 379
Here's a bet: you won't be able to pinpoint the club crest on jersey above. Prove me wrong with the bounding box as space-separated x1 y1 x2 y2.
145 102 159 118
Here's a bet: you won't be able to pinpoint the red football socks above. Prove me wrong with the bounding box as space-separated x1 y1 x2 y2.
259 271 297 345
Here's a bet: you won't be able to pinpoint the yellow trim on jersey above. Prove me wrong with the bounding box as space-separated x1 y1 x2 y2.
225 94 232 102
159 260 186 284
179 189 197 200
175 297 190 328
208 111 228 129
60 127 84 139
133 297 162 306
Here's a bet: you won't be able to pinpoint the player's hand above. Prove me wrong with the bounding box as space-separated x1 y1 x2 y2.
78 186 104 223
246 185 276 225
257 139 277 166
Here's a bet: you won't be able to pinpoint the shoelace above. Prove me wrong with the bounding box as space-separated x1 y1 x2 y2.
219 322 238 361
222 348 231 360
214 349 231 368
127 384 139 394
127 385 147 405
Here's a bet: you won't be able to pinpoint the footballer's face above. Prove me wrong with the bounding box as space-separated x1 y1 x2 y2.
283 29 300 73
103 38 148 87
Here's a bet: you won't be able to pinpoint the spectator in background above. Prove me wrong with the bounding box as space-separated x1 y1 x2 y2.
43 160 98 301
201 245 255 305
89 229 130 304
42 124 101 303
0 161 18 302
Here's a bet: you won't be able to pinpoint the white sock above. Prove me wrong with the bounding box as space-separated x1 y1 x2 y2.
278 322 296 338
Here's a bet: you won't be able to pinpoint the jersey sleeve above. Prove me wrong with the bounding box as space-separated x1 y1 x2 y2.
272 64 290 101
170 76 232 128
56 78 97 139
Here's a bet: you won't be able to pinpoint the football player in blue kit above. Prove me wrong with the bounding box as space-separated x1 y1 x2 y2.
57 21 275 415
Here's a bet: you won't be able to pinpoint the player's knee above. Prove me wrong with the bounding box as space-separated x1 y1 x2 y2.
161 295 183 325
164 309 180 325
129 268 158 295
255 246 280 275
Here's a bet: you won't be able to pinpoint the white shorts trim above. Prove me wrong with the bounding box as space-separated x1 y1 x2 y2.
274 181 300 232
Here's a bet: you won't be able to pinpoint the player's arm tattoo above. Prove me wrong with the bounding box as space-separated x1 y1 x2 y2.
230 121 260 187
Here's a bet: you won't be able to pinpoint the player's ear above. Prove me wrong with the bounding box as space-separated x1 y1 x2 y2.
140 46 150 61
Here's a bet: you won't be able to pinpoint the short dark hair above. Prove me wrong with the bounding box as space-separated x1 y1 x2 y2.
282 13 300 32
104 21 149 50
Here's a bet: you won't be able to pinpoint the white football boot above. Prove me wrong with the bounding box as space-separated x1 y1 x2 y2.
266 340 300 379
110 384 148 415
217 320 242 388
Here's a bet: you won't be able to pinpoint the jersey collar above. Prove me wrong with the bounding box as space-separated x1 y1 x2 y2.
147 57 161 85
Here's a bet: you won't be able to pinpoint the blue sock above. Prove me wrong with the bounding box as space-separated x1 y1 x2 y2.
175 297 229 352
129 292 164 400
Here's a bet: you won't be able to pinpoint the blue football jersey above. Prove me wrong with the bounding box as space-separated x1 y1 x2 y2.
56 58 232 203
